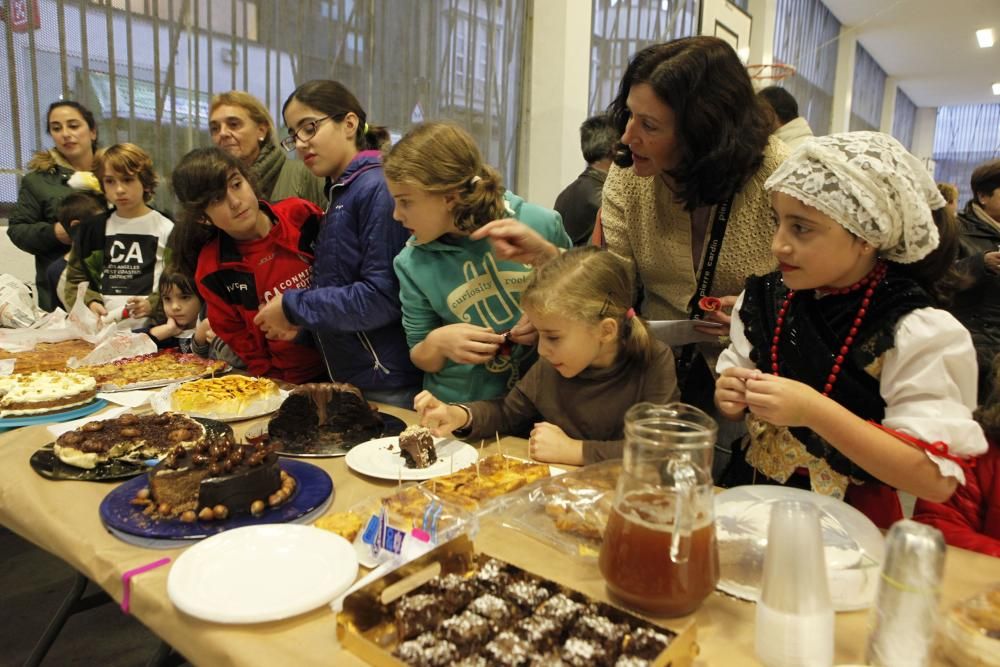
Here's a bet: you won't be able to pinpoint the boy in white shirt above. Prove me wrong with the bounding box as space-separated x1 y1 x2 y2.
64 143 173 327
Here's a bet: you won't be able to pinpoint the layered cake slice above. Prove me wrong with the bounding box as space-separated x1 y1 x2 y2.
141 438 294 521
267 382 383 452
53 412 206 469
399 425 437 469
0 371 97 417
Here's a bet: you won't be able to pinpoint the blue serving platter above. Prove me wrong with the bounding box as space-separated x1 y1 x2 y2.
99 459 333 540
0 398 109 428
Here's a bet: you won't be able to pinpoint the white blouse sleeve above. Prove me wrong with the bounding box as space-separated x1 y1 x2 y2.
880 307 987 484
716 291 755 375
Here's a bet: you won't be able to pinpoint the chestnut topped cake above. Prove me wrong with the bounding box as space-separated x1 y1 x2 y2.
53 412 205 469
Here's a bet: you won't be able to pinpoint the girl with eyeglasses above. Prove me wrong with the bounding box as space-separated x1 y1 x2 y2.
255 80 420 406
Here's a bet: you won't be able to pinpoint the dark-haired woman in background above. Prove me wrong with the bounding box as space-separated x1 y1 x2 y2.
600 36 789 469
254 80 420 406
8 100 101 311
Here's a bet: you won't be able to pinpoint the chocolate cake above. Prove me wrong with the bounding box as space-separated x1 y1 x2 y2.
142 437 293 521
399 425 437 469
267 382 383 453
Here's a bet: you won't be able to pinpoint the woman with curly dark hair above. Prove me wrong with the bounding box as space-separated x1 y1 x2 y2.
599 37 788 421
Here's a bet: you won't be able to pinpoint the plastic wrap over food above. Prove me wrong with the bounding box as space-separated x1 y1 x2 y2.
502 460 622 559
936 583 1000 667
315 484 479 568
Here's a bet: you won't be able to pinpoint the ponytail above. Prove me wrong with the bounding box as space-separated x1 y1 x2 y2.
893 206 969 306
522 247 656 365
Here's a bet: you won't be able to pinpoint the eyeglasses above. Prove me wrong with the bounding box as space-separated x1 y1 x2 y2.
280 116 332 152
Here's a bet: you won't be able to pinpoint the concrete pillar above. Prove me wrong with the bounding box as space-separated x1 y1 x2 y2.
911 107 938 162
516 0 593 207
746 0 778 70
880 76 897 134
830 27 857 134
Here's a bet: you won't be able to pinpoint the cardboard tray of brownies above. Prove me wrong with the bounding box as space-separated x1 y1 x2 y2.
336 535 698 666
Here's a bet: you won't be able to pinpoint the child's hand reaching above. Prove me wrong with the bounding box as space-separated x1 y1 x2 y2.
413 390 468 436
743 373 823 427
195 318 216 345
126 296 152 318
88 301 107 317
427 324 505 365
528 422 584 466
507 313 537 346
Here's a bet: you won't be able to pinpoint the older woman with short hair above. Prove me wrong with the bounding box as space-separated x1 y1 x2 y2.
208 90 326 208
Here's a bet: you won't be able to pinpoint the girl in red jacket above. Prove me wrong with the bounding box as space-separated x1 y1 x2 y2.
170 147 325 383
914 355 1000 557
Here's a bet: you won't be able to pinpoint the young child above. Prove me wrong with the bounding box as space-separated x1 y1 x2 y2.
913 351 1000 556
415 247 678 465
385 122 571 404
143 270 245 369
170 147 324 383
263 80 420 407
50 191 105 310
63 143 173 326
714 131 987 528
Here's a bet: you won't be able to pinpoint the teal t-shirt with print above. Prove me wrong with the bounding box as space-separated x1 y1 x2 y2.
393 191 571 403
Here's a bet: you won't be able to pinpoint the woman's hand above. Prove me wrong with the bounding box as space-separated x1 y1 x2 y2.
88 301 107 317
414 390 468 436
470 219 560 266
695 294 738 334
54 222 72 245
253 294 299 341
743 373 824 427
985 250 1000 274
428 324 505 365
715 366 755 419
507 313 537 346
126 296 152 319
528 422 584 465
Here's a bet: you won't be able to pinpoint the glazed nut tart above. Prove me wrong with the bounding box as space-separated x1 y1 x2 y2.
0 371 98 417
54 412 206 469
170 376 281 416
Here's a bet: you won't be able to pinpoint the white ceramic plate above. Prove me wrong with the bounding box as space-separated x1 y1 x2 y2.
345 436 479 481
150 382 289 422
714 485 885 611
166 524 357 623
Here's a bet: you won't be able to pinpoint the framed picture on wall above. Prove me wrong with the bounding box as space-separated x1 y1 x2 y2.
699 0 753 63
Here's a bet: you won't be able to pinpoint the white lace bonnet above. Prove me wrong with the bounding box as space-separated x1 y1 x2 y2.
764 131 946 264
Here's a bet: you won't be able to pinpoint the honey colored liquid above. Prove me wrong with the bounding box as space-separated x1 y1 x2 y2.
598 491 719 616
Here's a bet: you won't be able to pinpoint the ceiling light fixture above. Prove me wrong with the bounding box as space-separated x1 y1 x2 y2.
977 28 995 48
994 82 1000 96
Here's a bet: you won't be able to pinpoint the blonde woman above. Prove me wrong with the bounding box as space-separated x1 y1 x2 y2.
209 90 326 208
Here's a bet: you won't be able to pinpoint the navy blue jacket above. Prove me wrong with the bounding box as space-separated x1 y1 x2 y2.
281 151 420 391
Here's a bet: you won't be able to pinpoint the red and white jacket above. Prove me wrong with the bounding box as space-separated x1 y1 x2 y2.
913 439 1000 558
196 198 324 383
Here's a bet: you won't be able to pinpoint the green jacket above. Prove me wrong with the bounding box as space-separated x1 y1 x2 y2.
7 150 78 311
393 191 571 403
252 142 327 209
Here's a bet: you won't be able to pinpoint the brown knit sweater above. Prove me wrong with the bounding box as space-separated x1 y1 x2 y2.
601 137 789 364
465 339 679 463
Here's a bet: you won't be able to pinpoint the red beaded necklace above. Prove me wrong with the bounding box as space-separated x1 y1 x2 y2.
770 261 887 396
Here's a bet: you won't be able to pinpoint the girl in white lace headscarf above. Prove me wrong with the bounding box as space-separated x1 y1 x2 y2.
715 131 986 528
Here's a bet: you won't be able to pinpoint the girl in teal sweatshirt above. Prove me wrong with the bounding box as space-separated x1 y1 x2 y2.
385 122 571 403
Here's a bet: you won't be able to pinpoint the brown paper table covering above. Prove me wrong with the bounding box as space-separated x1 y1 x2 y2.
0 402 997 666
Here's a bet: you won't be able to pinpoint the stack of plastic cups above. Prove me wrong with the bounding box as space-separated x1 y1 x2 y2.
865 519 946 666
755 500 835 667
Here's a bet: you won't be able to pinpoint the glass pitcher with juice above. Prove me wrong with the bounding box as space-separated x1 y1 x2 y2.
598 402 719 616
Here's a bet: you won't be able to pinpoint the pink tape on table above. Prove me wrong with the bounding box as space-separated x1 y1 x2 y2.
121 558 171 614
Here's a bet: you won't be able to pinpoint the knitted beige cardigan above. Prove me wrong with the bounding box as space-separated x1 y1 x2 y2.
602 136 789 364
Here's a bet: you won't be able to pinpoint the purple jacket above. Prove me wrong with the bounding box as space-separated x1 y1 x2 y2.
281 151 420 391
